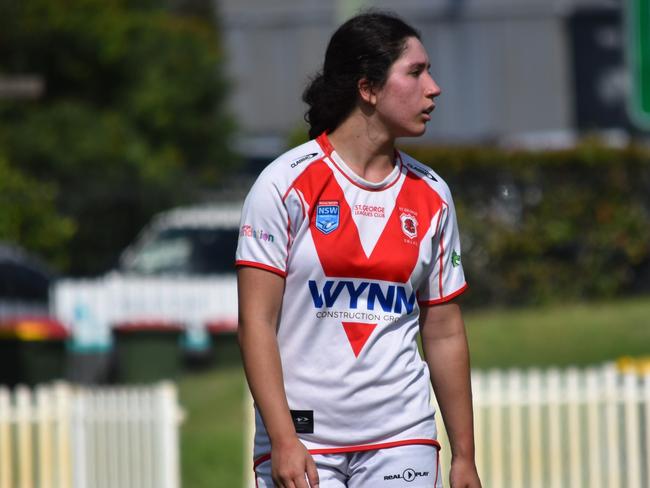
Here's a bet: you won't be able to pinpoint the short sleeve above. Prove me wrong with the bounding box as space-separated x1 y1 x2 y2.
235 174 290 277
417 196 467 305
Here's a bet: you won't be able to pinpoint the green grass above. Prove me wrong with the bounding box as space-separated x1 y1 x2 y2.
178 364 247 488
465 295 650 369
177 295 650 486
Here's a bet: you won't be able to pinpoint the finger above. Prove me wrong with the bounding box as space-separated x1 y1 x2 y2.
272 474 294 488
306 456 320 487
273 478 294 488
292 474 308 488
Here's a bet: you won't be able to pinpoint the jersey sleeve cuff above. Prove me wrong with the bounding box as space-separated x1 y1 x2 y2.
235 260 287 278
418 283 468 306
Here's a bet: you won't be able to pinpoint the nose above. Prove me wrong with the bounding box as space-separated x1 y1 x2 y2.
425 73 441 99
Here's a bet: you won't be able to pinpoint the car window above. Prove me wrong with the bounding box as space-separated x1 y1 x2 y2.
123 227 238 275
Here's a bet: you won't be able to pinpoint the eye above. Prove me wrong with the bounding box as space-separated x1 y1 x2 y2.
408 63 429 77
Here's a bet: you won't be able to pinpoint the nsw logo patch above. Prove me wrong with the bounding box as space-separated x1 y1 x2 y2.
315 200 340 234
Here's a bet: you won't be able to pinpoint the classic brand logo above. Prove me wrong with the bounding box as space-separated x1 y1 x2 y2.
406 162 438 181
400 212 418 239
290 152 318 168
315 201 340 234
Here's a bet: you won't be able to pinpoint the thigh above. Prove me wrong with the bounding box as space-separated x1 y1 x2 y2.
254 453 348 488
347 444 442 488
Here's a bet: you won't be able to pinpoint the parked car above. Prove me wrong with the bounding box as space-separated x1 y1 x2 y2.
52 203 243 379
117 204 241 276
0 242 54 317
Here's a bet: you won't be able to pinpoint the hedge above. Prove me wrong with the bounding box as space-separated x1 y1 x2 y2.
403 141 650 307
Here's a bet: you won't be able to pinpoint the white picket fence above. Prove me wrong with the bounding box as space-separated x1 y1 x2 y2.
0 382 183 488
243 361 650 488
435 361 650 488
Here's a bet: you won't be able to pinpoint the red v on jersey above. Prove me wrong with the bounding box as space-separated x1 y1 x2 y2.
290 147 444 358
342 322 377 357
292 161 442 284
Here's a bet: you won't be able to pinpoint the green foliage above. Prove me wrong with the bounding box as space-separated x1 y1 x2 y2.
0 155 75 268
0 0 236 274
404 142 650 306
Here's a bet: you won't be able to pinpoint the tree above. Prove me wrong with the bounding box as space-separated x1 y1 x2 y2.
0 155 75 269
0 0 236 274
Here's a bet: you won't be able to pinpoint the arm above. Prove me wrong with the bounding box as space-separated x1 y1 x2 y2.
237 266 319 488
419 301 481 488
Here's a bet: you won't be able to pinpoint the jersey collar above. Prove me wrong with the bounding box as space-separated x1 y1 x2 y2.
316 132 403 191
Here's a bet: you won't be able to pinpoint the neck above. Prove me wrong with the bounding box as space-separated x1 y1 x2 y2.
327 109 396 183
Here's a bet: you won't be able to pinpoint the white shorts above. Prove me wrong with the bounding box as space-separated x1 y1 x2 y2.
255 443 443 488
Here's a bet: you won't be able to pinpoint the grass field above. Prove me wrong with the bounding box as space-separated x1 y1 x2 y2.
177 295 650 486
464 295 650 368
178 364 247 488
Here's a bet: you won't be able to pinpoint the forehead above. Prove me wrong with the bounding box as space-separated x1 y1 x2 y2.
392 37 429 67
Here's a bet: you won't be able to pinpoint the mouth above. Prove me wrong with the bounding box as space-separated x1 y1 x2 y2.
421 105 435 121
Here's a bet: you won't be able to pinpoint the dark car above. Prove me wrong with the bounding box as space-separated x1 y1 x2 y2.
0 242 54 317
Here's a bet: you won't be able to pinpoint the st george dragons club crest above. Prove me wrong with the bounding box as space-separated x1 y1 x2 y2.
400 212 418 239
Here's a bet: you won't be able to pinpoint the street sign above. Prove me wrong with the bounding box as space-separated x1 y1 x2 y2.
626 0 650 128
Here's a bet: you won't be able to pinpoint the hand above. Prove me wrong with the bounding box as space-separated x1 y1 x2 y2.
271 437 319 488
449 457 482 488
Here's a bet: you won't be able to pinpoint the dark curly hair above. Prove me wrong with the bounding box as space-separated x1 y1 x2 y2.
303 11 421 139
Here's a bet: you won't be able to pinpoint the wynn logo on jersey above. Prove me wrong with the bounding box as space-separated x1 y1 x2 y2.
315 200 340 234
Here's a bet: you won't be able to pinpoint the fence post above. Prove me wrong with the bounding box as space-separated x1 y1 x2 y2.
566 368 583 488
157 382 181 488
623 371 642 488
16 386 34 488
585 367 602 488
35 386 53 488
643 365 650 488
507 369 523 488
546 368 562 488
0 386 12 488
54 383 72 488
243 391 255 488
487 370 504 488
528 369 544 488
604 364 621 488
471 371 485 481
71 387 88 488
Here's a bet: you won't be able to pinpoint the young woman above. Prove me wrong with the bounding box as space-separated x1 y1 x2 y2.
236 11 481 488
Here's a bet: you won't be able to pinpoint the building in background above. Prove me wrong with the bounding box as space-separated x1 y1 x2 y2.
215 0 648 159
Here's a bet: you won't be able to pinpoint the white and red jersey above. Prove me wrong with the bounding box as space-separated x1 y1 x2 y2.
236 132 467 464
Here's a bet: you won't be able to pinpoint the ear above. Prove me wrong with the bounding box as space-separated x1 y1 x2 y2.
357 78 377 106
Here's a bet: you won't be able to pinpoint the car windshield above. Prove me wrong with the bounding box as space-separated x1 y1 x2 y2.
123 227 238 275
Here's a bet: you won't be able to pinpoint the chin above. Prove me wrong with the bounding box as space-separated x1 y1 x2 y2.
403 126 427 138
389 122 427 139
